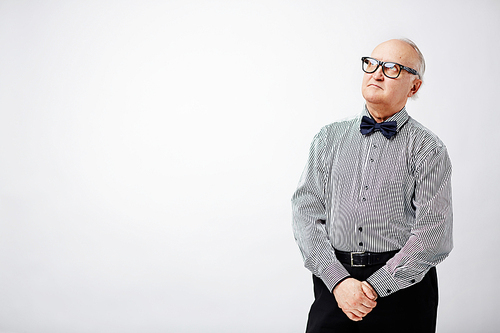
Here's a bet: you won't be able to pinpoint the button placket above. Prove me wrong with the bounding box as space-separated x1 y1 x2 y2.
360 135 382 203
359 136 373 203
357 135 384 250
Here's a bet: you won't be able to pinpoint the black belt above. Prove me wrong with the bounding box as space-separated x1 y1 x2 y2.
334 249 399 267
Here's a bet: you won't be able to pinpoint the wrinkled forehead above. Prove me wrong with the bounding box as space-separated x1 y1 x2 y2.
370 40 418 68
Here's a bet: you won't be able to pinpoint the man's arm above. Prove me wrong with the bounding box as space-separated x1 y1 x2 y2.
292 128 378 320
292 128 350 292
366 144 453 297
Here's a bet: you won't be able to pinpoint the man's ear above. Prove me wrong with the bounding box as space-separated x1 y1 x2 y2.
408 79 422 97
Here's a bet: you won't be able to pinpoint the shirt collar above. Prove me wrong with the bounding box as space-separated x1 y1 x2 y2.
362 105 409 132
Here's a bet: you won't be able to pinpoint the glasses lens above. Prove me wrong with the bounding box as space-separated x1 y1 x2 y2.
382 62 401 78
362 58 378 73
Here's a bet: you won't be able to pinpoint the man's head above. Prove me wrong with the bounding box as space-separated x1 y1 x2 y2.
361 39 424 119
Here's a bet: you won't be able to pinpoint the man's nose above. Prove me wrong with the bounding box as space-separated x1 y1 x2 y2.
372 66 384 80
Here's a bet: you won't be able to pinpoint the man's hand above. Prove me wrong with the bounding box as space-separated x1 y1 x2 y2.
333 278 377 321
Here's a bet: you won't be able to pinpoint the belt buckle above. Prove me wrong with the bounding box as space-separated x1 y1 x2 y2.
350 251 365 267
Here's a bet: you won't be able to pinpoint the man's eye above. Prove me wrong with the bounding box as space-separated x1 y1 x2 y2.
385 64 399 72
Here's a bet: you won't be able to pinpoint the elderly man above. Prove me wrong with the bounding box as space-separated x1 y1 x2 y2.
292 39 453 333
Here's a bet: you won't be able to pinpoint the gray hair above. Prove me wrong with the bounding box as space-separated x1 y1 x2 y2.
398 38 425 81
398 38 425 98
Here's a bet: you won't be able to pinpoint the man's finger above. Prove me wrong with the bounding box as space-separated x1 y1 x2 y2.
345 304 374 316
345 311 363 321
361 281 378 300
358 295 377 309
363 301 376 310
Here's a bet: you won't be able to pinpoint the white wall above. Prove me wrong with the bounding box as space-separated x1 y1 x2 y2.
0 1 499 332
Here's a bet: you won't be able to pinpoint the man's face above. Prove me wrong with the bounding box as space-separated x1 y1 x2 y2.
361 40 421 112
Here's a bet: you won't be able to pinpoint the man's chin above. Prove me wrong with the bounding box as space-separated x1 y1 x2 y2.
362 93 384 105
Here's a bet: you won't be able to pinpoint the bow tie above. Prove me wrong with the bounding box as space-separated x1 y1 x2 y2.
360 116 397 139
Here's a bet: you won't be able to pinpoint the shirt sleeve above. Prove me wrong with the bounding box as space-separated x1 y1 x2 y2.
292 128 350 292
366 144 453 297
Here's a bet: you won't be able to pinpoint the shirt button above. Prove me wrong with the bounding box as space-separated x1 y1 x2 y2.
358 227 363 232
362 197 366 201
359 242 363 246
364 185 369 190
373 144 377 148
370 158 374 163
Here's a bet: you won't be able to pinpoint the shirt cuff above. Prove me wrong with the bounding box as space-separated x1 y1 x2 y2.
366 265 400 297
319 261 351 293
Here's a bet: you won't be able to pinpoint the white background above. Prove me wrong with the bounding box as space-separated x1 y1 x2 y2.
1 1 499 332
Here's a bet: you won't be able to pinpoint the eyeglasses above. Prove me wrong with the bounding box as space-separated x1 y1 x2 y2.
361 57 420 79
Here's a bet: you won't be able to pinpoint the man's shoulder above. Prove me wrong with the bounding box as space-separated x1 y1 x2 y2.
318 114 360 138
404 117 446 147
403 117 448 162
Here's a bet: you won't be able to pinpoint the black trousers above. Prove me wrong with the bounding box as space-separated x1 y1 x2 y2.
306 264 438 333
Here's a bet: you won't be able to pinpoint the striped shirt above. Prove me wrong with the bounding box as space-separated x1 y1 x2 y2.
292 106 453 297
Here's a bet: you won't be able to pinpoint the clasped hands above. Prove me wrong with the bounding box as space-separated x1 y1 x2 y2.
332 278 378 321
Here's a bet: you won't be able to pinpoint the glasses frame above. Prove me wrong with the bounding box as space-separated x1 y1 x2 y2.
361 56 420 79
